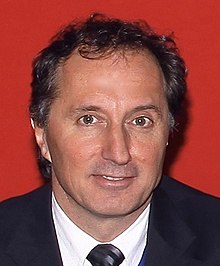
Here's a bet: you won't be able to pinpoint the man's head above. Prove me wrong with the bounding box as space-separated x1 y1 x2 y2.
30 14 186 179
30 14 186 230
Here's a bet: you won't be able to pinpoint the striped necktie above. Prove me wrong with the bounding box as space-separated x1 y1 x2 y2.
86 244 125 266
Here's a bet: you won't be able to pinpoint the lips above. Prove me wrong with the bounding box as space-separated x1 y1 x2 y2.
91 174 135 190
102 175 125 181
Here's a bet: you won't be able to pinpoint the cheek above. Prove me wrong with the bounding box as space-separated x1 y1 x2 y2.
129 130 168 163
48 133 101 169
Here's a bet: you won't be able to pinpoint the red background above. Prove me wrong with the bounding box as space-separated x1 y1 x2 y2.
1 0 220 201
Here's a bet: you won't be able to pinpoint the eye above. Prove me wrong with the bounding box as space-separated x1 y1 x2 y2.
132 116 152 127
78 115 98 125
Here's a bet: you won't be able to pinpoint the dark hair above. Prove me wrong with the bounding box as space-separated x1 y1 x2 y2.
30 13 187 179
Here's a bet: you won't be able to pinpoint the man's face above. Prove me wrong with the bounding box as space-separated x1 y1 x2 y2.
36 51 170 221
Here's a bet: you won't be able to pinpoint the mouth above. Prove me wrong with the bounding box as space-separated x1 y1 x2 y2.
91 174 135 190
102 175 125 181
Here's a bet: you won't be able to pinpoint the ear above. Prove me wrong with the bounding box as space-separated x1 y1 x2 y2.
31 119 52 162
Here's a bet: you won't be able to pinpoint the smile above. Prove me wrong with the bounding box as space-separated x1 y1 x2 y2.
102 175 125 181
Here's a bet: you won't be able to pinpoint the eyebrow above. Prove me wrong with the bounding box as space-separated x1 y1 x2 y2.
70 104 162 117
132 104 162 116
74 105 101 113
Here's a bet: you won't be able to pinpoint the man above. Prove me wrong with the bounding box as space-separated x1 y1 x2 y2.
1 13 220 266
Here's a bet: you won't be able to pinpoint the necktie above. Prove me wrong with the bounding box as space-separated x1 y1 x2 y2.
86 244 125 266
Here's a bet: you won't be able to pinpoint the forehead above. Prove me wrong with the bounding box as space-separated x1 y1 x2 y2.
56 50 165 105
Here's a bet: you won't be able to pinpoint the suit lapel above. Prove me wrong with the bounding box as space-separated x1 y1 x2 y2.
145 185 204 266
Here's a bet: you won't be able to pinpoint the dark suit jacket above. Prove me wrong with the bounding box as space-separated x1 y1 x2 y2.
1 176 220 266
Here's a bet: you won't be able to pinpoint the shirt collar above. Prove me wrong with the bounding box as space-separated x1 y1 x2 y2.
111 205 150 265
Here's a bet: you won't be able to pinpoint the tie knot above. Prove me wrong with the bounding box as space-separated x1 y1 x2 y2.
86 244 125 266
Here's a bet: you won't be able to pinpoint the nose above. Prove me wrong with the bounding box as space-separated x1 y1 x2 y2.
101 125 131 165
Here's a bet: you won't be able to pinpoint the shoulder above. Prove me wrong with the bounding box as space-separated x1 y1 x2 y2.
148 177 220 265
158 176 220 227
159 175 220 204
0 183 51 214
0 184 62 265
0 184 52 246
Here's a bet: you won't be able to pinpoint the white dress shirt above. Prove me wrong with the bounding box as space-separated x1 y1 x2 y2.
52 193 150 266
